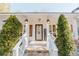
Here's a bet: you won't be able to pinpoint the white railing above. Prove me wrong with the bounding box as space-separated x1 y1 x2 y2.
12 21 29 56
12 32 29 56
48 33 58 56
46 23 58 56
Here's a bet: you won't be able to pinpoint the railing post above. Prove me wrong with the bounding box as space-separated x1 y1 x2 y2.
12 47 19 56
47 19 50 49
24 19 29 48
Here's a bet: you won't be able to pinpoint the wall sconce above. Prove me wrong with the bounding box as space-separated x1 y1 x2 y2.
47 19 50 24
25 19 28 24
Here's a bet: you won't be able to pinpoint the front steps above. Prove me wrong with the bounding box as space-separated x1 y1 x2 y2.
24 46 49 56
29 41 47 46
24 41 49 56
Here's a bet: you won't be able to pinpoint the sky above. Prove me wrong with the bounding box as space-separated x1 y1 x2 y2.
10 3 79 12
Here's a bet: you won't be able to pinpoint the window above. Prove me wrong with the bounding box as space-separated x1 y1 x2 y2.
53 25 56 37
49 25 51 32
29 25 33 37
53 25 56 32
44 28 47 41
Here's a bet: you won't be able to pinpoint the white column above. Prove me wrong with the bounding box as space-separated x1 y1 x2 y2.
73 19 78 40
47 22 50 49
24 21 29 48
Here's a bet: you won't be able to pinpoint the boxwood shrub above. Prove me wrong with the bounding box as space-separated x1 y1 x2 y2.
0 15 23 56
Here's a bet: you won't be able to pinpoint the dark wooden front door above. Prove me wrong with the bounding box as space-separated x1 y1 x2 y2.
35 24 43 41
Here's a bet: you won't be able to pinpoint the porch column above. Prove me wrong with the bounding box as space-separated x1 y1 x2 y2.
47 19 50 49
24 19 29 48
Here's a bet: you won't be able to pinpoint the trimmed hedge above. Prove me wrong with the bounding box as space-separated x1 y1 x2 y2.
55 15 76 56
0 15 23 56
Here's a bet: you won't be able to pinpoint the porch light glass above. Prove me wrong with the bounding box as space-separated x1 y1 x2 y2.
25 19 28 23
47 19 50 23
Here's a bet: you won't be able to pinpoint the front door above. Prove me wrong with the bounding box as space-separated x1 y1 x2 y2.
35 24 43 41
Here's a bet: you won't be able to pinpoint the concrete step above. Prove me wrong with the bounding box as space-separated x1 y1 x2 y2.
24 46 49 56
29 41 47 47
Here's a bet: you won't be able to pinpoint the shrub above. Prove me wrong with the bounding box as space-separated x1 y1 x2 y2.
0 15 23 55
55 14 76 56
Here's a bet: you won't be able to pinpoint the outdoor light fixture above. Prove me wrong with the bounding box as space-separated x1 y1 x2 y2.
25 19 28 24
47 19 50 23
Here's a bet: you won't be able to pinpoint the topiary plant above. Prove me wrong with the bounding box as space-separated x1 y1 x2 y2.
0 15 23 56
55 14 76 56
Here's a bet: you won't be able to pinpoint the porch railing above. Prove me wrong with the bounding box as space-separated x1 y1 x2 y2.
48 33 58 56
12 32 29 56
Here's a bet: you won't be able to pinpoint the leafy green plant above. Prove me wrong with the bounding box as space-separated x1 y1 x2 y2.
0 15 23 55
55 14 76 56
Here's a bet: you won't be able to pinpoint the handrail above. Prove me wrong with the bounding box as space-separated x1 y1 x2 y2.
49 34 57 49
48 33 58 56
12 32 28 56
13 36 23 49
13 33 27 49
